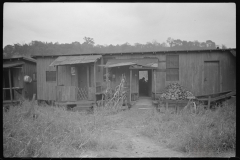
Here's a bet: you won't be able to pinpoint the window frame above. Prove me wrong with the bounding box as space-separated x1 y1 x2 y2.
46 71 56 82
166 55 179 81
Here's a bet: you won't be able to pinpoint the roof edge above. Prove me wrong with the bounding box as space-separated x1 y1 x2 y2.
31 48 236 57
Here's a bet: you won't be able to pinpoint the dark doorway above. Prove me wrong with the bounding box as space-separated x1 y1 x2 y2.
139 70 152 97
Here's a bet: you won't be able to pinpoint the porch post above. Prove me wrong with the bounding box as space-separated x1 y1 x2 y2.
93 62 96 102
56 65 58 86
106 67 109 87
9 68 13 102
56 65 58 101
154 70 156 100
87 65 89 99
130 69 132 102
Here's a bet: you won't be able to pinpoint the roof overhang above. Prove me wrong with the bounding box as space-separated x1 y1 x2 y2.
3 56 36 63
49 55 102 66
105 58 158 68
3 61 24 68
230 50 236 57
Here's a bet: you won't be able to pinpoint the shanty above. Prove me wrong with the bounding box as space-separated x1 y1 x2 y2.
32 48 236 108
3 55 37 106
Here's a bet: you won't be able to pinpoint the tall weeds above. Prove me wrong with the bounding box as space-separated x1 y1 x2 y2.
141 99 236 156
3 100 118 157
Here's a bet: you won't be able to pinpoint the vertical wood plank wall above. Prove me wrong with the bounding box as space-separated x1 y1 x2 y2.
103 51 235 97
37 57 56 101
35 51 235 101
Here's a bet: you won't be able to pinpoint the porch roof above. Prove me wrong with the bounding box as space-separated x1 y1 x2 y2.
49 55 102 66
105 58 158 68
3 61 24 68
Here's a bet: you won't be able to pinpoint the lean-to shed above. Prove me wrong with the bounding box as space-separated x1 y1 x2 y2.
3 55 37 105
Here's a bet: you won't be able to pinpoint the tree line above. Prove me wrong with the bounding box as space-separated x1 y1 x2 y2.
3 37 227 58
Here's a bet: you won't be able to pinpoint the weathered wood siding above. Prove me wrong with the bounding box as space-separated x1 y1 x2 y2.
103 50 235 97
12 67 23 100
177 51 235 96
23 61 37 100
37 57 56 101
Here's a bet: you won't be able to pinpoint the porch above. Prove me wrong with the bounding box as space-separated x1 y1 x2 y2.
49 55 103 107
3 61 24 104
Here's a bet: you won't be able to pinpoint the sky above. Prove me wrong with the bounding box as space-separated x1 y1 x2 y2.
3 3 236 48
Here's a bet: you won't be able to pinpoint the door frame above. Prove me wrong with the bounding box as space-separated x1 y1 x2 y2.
203 60 221 94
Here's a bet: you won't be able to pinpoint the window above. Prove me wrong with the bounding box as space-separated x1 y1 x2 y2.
166 55 179 81
46 71 56 82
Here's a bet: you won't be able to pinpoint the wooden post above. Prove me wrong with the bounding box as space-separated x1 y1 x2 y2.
56 65 58 86
93 63 96 103
208 96 211 109
106 67 108 88
154 70 156 100
87 65 89 100
130 69 132 102
9 68 13 102
166 102 168 112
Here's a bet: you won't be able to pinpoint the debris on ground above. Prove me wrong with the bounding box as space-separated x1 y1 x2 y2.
160 83 194 100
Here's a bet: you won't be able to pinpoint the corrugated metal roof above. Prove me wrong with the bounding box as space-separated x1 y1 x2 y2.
105 58 158 68
3 61 24 68
49 55 102 66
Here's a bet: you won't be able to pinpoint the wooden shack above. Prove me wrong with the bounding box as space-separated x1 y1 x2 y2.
3 55 37 105
102 49 236 102
32 48 236 105
33 54 103 106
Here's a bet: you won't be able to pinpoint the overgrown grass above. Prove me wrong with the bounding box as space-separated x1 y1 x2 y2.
3 100 120 157
141 99 236 156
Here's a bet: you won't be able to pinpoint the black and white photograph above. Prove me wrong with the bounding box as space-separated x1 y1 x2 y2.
3 2 236 158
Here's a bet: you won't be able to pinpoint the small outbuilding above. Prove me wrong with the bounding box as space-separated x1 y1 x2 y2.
3 55 37 105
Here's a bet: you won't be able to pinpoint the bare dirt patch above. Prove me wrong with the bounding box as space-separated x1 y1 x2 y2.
79 99 187 157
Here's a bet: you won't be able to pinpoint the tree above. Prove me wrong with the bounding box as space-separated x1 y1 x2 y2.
222 44 227 49
83 37 95 46
206 40 216 49
3 45 14 57
167 37 174 47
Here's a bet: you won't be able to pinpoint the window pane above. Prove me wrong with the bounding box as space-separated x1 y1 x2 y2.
166 69 179 81
167 55 179 68
46 71 56 82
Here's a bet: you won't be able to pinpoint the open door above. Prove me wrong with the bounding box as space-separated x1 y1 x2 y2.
138 70 152 97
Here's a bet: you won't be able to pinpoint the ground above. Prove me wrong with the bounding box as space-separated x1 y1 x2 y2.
73 97 235 158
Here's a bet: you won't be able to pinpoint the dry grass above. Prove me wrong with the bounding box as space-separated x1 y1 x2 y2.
141 99 236 156
3 100 120 157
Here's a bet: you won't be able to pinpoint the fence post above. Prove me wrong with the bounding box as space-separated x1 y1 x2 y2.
208 96 211 109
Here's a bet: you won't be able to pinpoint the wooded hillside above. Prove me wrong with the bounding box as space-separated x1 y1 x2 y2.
3 37 226 58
